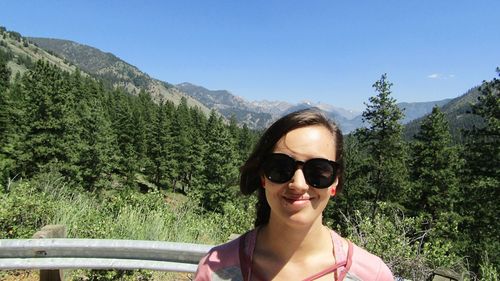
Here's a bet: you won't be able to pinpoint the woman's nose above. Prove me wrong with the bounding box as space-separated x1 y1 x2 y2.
288 168 309 191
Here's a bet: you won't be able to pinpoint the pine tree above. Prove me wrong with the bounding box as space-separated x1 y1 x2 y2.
147 100 173 187
237 123 255 164
197 110 239 212
326 134 372 223
354 74 409 214
0 56 12 185
2 74 26 177
184 106 207 192
461 69 500 270
464 70 500 180
411 106 461 217
17 61 81 179
203 110 238 185
161 100 178 187
227 114 255 165
410 106 462 253
0 55 11 139
130 100 147 170
110 90 140 186
169 97 192 192
136 90 155 172
76 79 118 190
0 56 10 139
0 55 9 92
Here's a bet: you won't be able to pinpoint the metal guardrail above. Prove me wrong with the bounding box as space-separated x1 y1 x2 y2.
1 227 464 281
0 238 213 272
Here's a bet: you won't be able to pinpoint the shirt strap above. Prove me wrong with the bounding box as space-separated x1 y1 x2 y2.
302 239 353 281
337 240 354 281
239 229 354 281
239 231 252 281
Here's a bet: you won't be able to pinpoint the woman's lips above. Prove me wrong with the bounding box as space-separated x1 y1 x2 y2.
283 195 311 205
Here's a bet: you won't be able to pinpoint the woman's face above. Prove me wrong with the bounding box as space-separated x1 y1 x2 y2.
262 125 338 228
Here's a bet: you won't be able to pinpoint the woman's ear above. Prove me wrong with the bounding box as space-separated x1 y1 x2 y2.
330 177 339 197
260 176 266 188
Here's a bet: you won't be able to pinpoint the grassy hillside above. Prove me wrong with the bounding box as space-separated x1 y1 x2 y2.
0 29 77 79
28 37 210 113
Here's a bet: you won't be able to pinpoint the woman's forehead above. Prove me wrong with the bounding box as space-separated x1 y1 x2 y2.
273 125 336 160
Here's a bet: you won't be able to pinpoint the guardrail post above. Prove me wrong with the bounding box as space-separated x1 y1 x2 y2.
430 268 462 281
33 225 66 281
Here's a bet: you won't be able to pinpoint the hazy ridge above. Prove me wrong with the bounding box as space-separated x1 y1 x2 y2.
2 34 479 133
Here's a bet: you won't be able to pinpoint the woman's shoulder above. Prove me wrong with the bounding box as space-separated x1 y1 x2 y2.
347 243 393 281
329 229 394 281
195 229 257 281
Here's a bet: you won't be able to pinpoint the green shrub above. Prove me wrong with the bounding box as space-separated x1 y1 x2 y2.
479 253 499 281
341 205 467 280
0 181 56 238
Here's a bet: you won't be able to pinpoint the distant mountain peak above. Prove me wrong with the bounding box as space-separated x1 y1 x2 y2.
1 28 477 134
24 35 462 132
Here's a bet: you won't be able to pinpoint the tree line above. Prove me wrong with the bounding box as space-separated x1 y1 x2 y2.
0 51 498 277
0 59 256 208
328 73 499 276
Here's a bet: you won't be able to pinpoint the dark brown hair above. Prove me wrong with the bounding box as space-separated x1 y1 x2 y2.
239 108 344 227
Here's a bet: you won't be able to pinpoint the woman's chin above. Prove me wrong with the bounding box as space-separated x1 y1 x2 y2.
277 207 321 227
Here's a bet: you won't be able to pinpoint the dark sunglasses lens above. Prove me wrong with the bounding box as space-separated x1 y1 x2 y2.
263 154 295 183
303 159 336 188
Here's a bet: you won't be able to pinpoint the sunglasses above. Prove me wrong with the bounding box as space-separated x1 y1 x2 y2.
262 153 340 189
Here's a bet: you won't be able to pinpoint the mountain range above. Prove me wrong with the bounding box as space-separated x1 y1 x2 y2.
175 81 453 132
0 28 480 134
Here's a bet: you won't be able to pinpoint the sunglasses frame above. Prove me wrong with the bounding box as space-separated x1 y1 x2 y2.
262 153 340 189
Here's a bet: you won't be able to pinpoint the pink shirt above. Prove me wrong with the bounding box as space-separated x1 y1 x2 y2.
195 228 394 281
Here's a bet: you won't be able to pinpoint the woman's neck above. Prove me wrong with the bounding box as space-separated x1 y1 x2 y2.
257 216 331 263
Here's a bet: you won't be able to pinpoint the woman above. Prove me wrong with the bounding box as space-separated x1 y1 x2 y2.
195 109 394 281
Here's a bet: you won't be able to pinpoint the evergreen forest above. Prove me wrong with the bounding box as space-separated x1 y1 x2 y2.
0 29 498 280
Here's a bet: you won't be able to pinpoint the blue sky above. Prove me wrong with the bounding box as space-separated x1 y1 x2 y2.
1 1 499 110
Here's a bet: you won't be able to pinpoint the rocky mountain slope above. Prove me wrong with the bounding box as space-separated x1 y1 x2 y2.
1 28 477 133
28 37 209 112
0 29 77 79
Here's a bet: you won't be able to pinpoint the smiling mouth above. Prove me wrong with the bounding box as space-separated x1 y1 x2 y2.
283 196 311 204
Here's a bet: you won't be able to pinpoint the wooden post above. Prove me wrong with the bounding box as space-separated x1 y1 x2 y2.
33 225 66 281
431 268 462 281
